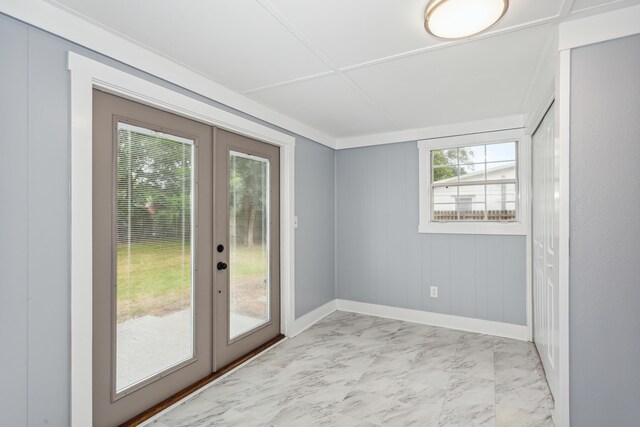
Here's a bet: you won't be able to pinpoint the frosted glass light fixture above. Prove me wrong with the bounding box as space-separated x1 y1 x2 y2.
424 0 508 39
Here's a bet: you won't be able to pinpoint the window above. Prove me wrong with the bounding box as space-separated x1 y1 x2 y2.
418 130 527 235
432 141 517 221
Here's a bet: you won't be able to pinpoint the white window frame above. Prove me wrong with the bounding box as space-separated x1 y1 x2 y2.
418 129 529 235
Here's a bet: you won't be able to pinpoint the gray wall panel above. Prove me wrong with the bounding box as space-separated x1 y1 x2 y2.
503 236 527 325
294 137 336 318
570 34 640 426
430 234 452 314
485 236 505 322
0 15 29 426
336 142 527 324
386 144 408 309
26 27 73 427
404 143 423 311
475 237 488 320
420 236 433 311
451 236 476 319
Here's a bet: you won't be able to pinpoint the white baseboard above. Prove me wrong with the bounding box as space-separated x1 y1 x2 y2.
288 299 337 337
288 298 528 341
336 299 529 341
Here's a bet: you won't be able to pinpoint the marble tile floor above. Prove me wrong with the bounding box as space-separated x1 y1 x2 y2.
151 311 554 427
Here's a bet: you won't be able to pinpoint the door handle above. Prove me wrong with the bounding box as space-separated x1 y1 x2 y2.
217 262 228 271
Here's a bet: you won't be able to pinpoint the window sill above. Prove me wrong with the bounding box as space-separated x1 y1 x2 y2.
418 221 527 236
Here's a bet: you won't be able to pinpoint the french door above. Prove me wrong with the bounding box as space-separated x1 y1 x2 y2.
532 102 559 400
92 90 280 426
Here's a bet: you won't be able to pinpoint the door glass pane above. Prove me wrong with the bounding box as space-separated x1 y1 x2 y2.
229 150 270 340
115 122 194 393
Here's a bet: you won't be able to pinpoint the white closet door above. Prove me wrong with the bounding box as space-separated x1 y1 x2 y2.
532 102 559 399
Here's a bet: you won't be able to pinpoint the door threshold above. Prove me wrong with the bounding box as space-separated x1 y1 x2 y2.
119 334 286 427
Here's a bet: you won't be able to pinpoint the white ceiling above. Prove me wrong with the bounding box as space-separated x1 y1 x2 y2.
50 0 640 140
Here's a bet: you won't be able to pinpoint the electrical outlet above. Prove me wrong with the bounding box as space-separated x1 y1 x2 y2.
430 286 438 298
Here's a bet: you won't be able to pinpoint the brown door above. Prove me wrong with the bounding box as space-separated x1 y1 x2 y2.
92 90 213 426
214 129 280 368
92 91 281 425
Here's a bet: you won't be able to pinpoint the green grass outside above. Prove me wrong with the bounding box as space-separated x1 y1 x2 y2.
117 241 267 322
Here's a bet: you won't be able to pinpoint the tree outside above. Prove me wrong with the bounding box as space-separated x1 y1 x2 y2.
116 128 269 323
432 148 474 181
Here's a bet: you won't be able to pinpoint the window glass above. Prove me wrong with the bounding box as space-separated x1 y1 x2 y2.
486 142 516 162
458 163 486 181
115 122 194 393
458 185 486 204
430 141 518 222
228 151 271 340
433 165 459 183
459 145 485 164
486 161 516 180
431 148 458 166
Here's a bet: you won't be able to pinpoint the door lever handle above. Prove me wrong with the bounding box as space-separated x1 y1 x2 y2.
217 262 228 271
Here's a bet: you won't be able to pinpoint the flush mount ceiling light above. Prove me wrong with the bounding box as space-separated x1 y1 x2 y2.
424 0 509 40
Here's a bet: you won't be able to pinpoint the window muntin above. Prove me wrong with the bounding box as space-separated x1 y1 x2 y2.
430 141 518 222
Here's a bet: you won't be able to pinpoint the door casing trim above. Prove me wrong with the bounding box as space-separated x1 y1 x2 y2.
68 52 296 427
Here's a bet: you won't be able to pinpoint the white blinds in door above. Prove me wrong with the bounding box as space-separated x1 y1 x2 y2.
115 122 195 394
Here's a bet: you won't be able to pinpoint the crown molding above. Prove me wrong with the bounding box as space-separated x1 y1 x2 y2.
0 0 337 149
560 3 640 50
335 115 525 150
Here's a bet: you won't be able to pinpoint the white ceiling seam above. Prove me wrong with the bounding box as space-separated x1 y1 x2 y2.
255 0 403 132
244 71 336 94
244 0 565 137
518 24 558 115
250 74 401 139
244 0 611 96
569 0 640 15
321 16 563 75
8 0 639 145
561 0 578 15
243 0 632 93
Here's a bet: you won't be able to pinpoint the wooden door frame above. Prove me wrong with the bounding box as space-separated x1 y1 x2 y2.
68 52 296 427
